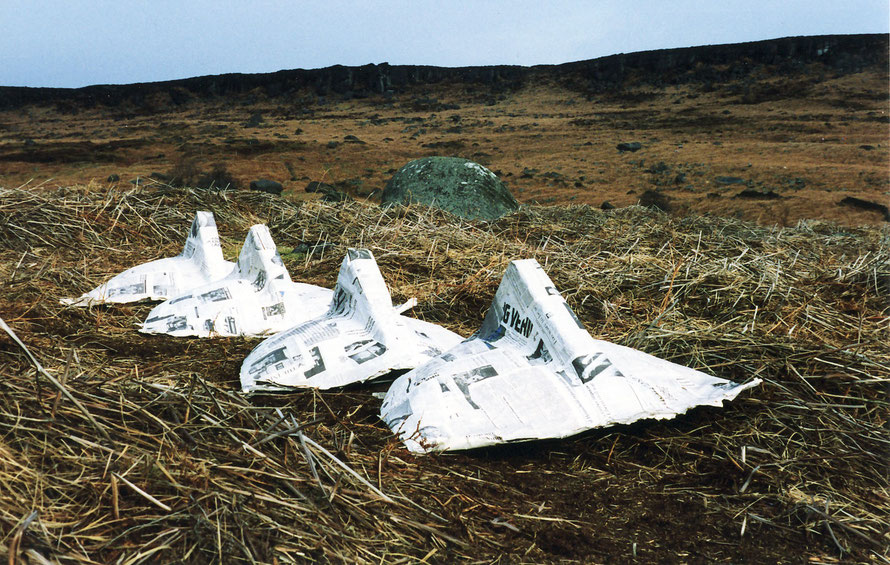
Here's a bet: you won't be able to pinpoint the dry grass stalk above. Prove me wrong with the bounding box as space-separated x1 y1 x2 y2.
0 185 887 563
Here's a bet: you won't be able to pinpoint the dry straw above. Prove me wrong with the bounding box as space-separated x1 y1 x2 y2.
0 184 887 563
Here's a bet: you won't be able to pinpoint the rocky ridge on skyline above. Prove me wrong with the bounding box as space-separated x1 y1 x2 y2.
1 34 886 111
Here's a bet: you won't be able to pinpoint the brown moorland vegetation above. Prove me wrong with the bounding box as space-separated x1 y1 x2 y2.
0 186 887 563
0 35 888 563
0 36 887 227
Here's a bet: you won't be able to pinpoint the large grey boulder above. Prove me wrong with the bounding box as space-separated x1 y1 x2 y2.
382 157 518 221
250 179 283 196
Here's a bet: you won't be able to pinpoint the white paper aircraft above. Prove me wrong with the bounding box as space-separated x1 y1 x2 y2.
62 211 234 306
381 259 760 453
140 224 332 337
240 248 464 392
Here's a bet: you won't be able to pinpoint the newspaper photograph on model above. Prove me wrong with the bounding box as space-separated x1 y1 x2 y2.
141 224 332 337
62 211 234 307
381 259 760 453
241 248 464 392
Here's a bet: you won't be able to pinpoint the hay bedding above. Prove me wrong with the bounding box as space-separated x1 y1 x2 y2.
0 185 887 563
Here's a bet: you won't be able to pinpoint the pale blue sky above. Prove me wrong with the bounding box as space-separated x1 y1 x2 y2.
2 1 887 88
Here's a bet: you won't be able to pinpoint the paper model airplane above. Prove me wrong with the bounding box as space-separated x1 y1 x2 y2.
240 248 464 392
62 211 234 306
140 224 332 337
381 259 760 452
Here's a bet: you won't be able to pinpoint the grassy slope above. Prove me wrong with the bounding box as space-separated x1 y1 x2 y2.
0 187 887 563
1 62 887 227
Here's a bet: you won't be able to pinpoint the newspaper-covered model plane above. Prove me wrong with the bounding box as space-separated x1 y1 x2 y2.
240 248 463 392
381 259 760 453
62 211 234 306
140 224 332 337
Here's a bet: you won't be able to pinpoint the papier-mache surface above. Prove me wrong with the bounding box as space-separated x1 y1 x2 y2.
381 259 760 453
62 211 234 306
240 248 463 392
140 224 332 337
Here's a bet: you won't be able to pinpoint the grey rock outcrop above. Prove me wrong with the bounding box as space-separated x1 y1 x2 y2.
250 179 283 195
839 196 890 221
617 142 642 152
382 157 518 221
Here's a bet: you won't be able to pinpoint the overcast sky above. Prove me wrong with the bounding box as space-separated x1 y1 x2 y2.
2 1 887 88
